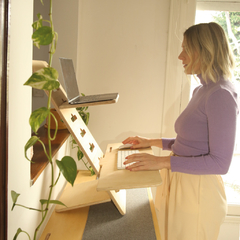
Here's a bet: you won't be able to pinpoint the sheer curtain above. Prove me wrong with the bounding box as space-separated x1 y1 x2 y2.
160 0 196 139
154 0 196 231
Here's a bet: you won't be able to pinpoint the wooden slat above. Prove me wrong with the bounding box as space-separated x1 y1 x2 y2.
43 86 103 175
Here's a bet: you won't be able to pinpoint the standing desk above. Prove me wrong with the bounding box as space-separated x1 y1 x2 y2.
33 61 162 216
50 85 162 215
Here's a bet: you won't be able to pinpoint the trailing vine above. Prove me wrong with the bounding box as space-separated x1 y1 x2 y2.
11 1 77 239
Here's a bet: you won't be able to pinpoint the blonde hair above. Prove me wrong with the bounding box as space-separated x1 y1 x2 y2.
184 22 235 83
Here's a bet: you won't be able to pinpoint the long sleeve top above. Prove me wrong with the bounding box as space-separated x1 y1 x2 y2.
162 75 239 175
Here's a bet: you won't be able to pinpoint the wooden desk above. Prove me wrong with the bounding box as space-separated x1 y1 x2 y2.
55 143 162 214
32 60 161 216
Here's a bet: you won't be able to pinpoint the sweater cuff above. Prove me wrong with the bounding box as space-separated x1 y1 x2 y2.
162 138 175 151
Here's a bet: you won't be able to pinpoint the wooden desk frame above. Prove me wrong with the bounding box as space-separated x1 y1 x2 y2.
48 85 128 215
34 61 162 216
51 86 162 215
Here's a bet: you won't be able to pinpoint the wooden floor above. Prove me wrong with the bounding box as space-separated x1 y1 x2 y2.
39 171 161 240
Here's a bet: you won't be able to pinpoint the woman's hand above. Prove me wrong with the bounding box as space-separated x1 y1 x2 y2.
122 136 163 149
124 153 171 171
122 136 152 149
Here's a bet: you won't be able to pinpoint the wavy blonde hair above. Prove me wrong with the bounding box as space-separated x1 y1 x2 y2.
184 22 235 83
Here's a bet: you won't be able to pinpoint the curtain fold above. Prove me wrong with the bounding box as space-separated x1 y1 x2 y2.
154 0 197 236
160 0 196 139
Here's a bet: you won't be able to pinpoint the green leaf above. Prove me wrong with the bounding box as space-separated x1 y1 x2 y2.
71 139 77 145
77 149 84 160
24 136 39 161
13 228 23 240
40 199 67 207
30 107 49 133
76 107 84 112
32 26 54 49
85 112 90 125
90 166 95 176
56 156 77 186
32 13 43 30
11 191 20 211
79 111 90 125
24 67 59 90
76 106 88 112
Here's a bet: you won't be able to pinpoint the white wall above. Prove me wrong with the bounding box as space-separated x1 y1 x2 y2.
8 0 33 238
51 0 171 162
76 0 170 156
8 1 69 239
7 0 172 238
52 0 79 86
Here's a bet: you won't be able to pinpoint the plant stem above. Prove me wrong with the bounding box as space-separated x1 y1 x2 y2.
33 94 54 240
48 111 58 141
37 139 50 161
22 230 32 240
47 90 53 165
15 204 45 212
80 154 92 171
53 172 61 187
49 0 53 67
33 1 56 239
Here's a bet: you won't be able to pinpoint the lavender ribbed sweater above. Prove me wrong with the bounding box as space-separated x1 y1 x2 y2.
162 75 239 175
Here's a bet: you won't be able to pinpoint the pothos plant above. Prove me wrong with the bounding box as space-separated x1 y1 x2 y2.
73 105 95 176
11 1 77 239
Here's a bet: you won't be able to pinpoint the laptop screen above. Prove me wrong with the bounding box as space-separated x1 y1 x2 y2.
59 58 80 102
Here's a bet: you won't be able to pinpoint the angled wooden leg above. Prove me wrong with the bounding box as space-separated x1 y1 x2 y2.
55 180 111 213
55 180 126 215
108 189 126 215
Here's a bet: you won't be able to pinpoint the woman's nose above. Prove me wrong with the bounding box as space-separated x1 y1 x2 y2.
178 51 184 60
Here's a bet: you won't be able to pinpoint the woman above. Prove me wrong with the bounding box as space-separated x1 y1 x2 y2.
123 22 239 240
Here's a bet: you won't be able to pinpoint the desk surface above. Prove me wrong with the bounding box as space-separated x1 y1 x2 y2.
97 143 162 191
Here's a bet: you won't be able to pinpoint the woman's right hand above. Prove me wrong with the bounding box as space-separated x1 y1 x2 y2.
122 136 151 149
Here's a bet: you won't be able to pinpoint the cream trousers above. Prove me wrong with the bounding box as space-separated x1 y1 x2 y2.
155 168 227 240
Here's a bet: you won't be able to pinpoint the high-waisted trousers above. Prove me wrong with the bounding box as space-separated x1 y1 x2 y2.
155 168 227 240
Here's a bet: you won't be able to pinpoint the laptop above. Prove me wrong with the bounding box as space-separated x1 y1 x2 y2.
59 57 119 105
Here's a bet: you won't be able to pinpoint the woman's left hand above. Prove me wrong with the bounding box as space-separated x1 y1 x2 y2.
124 153 171 171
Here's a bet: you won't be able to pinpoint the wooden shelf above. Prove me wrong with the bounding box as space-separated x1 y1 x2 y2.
31 125 70 185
